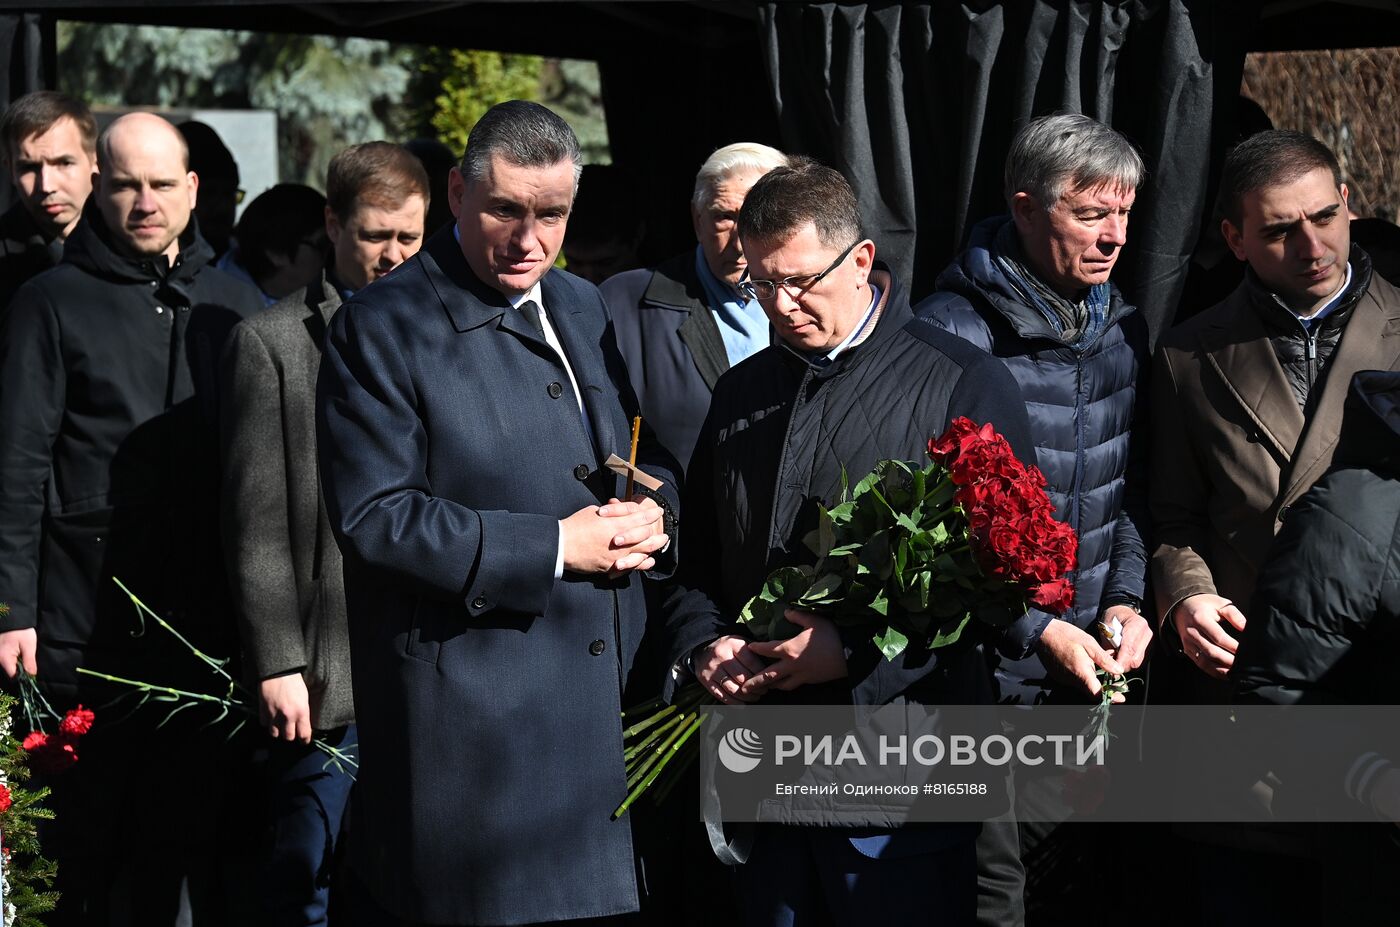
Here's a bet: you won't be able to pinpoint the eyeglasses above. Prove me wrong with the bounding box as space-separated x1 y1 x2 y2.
739 239 860 302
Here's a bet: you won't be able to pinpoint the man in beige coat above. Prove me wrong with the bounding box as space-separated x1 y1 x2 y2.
1153 130 1400 693
1151 129 1400 919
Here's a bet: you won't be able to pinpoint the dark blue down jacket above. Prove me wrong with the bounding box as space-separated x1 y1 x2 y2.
915 218 1149 702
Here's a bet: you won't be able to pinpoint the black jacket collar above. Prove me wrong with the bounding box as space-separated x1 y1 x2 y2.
65 198 213 289
1243 243 1373 337
776 262 909 381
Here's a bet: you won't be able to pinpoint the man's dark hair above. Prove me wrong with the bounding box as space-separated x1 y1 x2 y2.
404 137 455 233
234 183 327 282
1218 130 1343 228
737 156 862 249
459 100 582 188
176 120 233 180
327 141 431 221
1 91 96 162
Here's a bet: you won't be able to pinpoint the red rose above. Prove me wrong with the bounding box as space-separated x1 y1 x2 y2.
0 784 12 813
59 705 95 736
928 417 983 462
1029 578 1075 613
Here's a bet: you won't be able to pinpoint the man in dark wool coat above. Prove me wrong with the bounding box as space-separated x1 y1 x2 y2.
316 101 680 927
663 159 1042 926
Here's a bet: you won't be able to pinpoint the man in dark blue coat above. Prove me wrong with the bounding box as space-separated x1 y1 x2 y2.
600 143 788 470
316 101 680 926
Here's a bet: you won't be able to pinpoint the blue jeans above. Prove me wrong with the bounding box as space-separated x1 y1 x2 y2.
261 723 357 926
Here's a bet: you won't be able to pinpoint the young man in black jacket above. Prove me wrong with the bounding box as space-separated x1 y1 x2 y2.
0 112 261 926
664 159 1040 925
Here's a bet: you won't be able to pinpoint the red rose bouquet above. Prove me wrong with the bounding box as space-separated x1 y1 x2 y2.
614 418 1078 817
737 417 1077 659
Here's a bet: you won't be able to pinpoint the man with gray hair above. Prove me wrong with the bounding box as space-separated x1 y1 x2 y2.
600 142 787 469
918 112 1151 924
316 100 680 926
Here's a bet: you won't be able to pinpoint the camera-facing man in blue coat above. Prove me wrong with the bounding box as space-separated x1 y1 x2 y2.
316 101 680 927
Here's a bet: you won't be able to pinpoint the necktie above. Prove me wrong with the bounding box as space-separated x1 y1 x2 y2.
519 299 547 340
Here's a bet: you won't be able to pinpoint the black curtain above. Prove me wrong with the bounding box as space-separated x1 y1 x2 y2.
599 42 781 266
756 0 1258 342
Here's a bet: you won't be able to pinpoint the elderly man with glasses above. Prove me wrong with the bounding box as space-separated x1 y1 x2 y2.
662 157 1040 926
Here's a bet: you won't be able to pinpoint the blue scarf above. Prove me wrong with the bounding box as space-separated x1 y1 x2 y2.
992 221 1110 351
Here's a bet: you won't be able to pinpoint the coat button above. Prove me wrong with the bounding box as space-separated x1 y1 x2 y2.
573 464 590 481
589 639 606 656
1277 505 1290 522
547 381 564 399
472 594 487 609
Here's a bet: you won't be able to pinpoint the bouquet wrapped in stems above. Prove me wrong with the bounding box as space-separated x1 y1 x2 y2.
615 418 1079 817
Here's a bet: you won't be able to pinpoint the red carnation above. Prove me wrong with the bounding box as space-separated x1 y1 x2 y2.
59 705 95 736
21 731 47 752
0 783 12 813
26 736 80 775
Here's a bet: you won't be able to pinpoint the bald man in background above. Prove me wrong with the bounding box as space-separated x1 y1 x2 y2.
0 112 261 925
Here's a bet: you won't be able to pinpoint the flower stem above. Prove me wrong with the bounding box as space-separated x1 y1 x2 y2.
624 713 686 766
613 714 706 819
112 577 247 692
625 712 695 790
75 667 242 706
622 704 678 740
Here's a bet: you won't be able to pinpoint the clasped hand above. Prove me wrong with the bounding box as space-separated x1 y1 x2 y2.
560 495 668 576
695 609 848 705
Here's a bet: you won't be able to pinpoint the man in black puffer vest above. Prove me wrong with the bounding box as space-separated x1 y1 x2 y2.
664 159 1039 925
0 112 260 926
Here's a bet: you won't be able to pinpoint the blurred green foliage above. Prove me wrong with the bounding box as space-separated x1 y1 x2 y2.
55 22 610 189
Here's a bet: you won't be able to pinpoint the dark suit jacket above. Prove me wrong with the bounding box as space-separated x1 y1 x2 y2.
601 249 735 470
221 272 352 728
316 227 680 925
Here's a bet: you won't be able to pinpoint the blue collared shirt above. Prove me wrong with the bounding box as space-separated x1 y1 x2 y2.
694 246 769 366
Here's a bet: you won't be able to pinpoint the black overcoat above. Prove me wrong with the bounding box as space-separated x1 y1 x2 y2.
316 226 680 925
0 205 259 699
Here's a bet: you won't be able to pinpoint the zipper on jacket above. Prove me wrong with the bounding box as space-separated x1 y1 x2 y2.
1305 327 1318 391
1069 353 1086 616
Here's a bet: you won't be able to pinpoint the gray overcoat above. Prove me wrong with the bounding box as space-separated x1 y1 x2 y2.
221 272 353 728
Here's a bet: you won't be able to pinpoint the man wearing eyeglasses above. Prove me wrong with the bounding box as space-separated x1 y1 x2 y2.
663 158 1039 925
